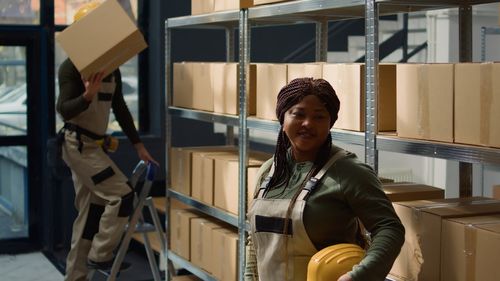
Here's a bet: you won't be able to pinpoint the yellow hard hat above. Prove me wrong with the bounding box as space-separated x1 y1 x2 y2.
73 1 100 22
307 243 365 281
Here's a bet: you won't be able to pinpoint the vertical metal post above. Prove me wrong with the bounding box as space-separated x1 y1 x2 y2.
315 19 328 62
365 0 379 171
458 5 473 198
481 26 487 62
164 20 172 281
402 13 409 62
238 8 250 281
226 26 236 145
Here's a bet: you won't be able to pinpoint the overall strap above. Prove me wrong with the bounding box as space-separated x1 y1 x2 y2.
297 150 348 201
256 162 275 199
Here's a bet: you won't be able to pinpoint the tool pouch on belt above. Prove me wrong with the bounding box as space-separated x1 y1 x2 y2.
96 135 119 153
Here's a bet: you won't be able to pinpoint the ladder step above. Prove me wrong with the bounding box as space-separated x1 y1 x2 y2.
152 197 166 213
133 232 163 254
130 222 156 233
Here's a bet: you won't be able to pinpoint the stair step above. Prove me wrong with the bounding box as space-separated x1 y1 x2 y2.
133 232 163 254
152 196 166 213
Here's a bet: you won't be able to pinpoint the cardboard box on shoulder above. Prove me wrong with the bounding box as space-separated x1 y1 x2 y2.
389 197 500 281
56 0 147 79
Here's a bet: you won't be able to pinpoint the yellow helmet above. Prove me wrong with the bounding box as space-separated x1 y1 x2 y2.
307 243 365 281
73 1 101 22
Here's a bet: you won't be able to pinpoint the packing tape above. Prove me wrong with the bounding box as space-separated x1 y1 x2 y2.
417 65 430 139
480 63 493 146
464 224 477 281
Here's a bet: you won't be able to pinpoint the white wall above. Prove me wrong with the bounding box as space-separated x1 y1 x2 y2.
426 3 500 197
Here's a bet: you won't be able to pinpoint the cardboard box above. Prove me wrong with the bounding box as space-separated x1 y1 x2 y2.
200 219 227 273
493 185 500 199
214 153 269 215
212 63 256 116
287 63 323 82
455 63 500 148
56 0 147 79
193 62 213 112
382 182 444 202
323 63 396 131
212 228 239 281
170 209 204 260
214 0 255 12
396 63 454 142
254 0 291 5
191 150 238 205
170 146 237 196
191 0 215 15
173 62 194 108
255 63 287 121
441 215 500 281
190 217 226 271
389 197 500 281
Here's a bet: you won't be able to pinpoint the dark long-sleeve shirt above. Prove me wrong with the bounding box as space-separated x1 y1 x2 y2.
57 58 140 144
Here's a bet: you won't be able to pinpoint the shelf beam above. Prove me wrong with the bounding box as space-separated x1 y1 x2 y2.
167 251 218 281
167 190 239 227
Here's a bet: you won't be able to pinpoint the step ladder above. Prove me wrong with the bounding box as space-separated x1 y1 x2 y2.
88 161 166 281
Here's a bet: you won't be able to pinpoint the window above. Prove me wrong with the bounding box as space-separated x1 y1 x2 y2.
0 46 27 136
0 0 40 25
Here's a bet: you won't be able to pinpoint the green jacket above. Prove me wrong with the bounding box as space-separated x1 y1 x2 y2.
245 146 405 281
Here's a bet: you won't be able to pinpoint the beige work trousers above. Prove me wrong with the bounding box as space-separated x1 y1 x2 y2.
62 131 134 281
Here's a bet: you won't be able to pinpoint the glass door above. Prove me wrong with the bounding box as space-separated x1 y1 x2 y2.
0 45 28 240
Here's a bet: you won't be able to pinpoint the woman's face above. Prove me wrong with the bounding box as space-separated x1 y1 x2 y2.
283 94 331 162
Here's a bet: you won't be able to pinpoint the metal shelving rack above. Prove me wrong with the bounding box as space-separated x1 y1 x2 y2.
164 1 500 280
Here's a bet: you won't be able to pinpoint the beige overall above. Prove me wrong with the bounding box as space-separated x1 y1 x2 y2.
248 150 346 281
62 74 134 281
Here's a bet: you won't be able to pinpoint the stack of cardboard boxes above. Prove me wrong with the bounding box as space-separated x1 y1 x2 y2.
170 146 270 215
389 197 500 281
191 0 294 15
397 62 500 148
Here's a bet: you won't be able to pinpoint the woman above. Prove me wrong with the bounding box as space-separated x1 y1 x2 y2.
245 77 404 281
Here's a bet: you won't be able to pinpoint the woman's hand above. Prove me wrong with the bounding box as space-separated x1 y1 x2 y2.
82 71 105 102
134 142 159 166
337 273 353 281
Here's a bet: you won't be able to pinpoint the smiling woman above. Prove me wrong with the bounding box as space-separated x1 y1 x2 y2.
244 77 405 281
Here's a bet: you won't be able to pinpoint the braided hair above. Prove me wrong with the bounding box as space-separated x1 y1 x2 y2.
267 77 340 192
